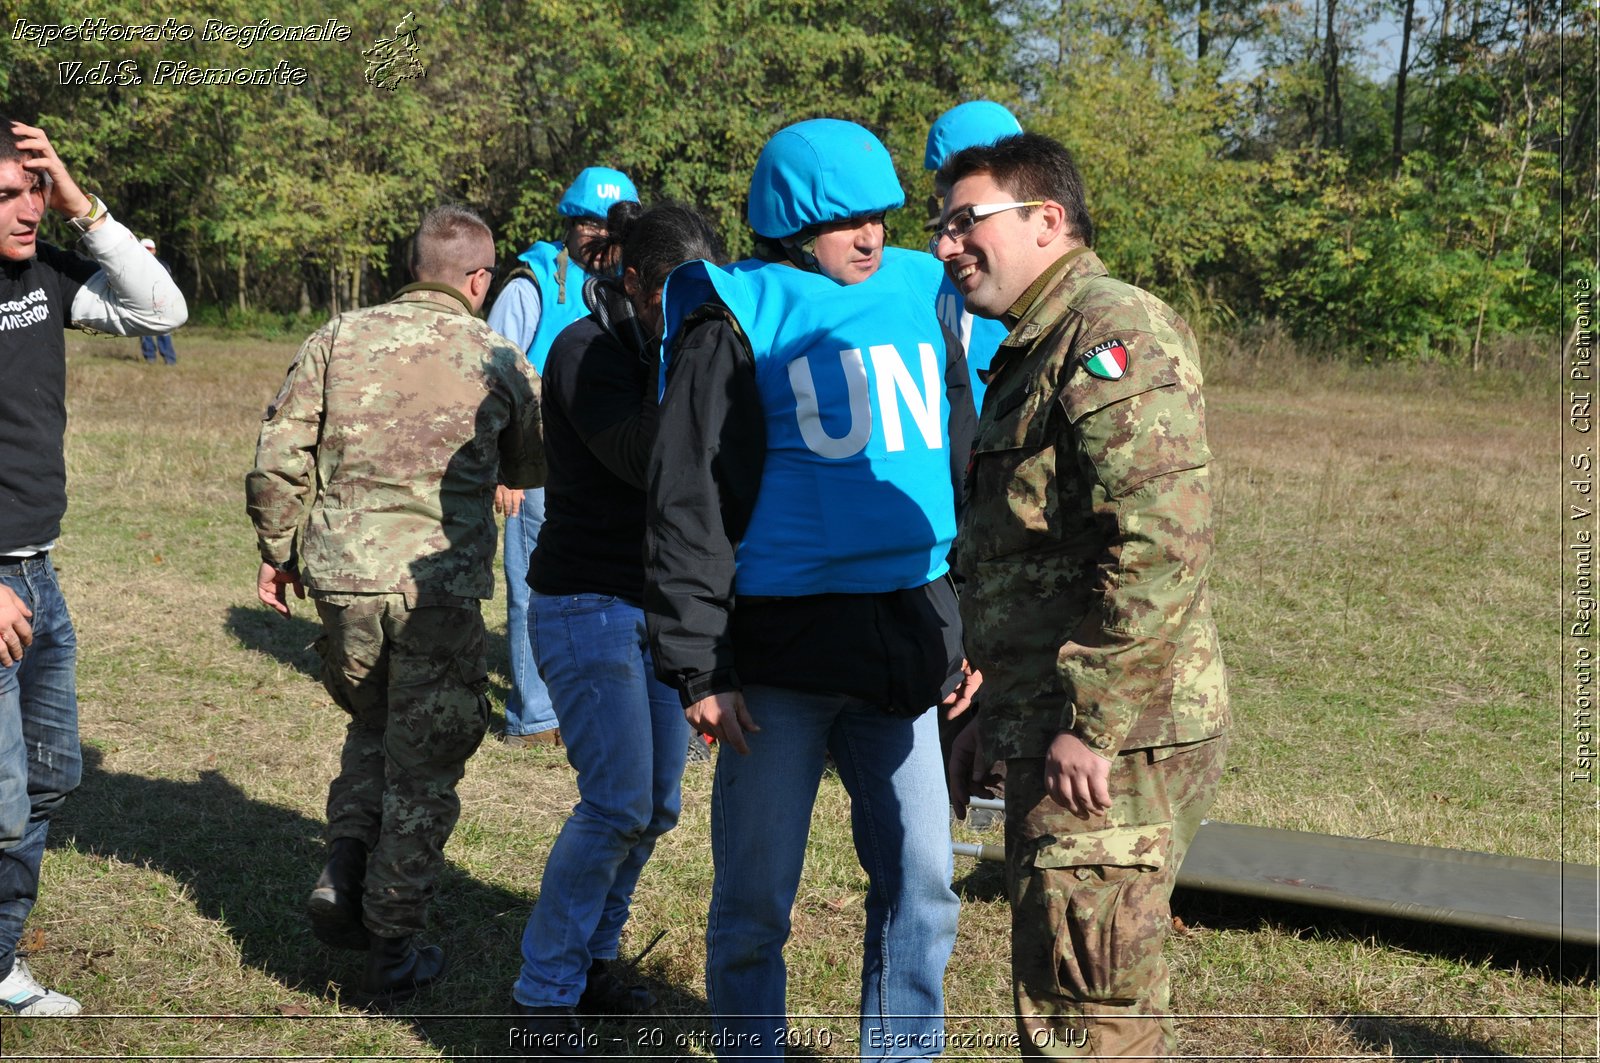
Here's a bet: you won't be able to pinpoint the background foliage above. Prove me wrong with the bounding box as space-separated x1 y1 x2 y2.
1 0 1589 360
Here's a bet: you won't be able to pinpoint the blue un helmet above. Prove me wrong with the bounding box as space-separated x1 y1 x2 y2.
747 119 905 240
558 166 639 221
923 101 1023 171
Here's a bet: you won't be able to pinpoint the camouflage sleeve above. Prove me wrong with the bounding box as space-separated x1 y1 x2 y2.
244 325 331 568
496 344 548 490
1055 329 1214 757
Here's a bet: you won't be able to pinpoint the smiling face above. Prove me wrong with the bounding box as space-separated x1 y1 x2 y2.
934 171 1071 320
0 160 46 263
811 213 885 286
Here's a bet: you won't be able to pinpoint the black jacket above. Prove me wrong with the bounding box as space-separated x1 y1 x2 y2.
529 278 658 602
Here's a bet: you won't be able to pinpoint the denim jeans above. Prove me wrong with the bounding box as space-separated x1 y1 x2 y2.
0 556 80 980
139 334 176 364
502 490 557 736
512 592 688 1007
706 685 958 1062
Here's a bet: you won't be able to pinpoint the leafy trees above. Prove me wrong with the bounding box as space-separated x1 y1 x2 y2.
1 0 1578 359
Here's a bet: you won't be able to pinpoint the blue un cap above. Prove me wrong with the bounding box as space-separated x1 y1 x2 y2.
558 167 639 220
747 119 905 240
923 101 1023 171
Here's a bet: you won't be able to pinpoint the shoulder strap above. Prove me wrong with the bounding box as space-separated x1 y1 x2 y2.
490 264 537 304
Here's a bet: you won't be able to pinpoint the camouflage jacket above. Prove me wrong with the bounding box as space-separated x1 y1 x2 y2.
245 285 546 601
957 248 1229 762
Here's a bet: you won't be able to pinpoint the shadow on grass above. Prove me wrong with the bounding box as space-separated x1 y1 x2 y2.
1174 889 1596 985
953 854 1007 903
222 603 514 728
1335 1015 1541 1062
56 745 721 1057
223 603 322 678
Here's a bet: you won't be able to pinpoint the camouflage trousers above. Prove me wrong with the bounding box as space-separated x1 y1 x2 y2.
1005 735 1226 1060
313 592 490 938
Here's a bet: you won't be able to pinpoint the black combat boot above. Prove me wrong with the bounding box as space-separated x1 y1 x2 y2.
358 932 446 1010
306 837 369 950
576 958 656 1016
510 1003 590 1061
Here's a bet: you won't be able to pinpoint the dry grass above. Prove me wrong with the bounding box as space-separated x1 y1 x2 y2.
0 329 1590 1061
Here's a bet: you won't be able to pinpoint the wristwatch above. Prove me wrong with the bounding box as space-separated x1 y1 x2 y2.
65 194 106 235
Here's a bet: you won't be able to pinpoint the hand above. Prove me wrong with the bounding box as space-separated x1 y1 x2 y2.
494 485 524 517
0 584 33 667
940 658 983 721
256 561 305 617
684 690 759 756
8 122 93 220
1044 731 1113 816
946 721 1002 820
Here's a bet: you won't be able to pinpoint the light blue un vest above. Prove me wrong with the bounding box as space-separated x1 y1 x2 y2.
935 274 1009 413
516 242 593 373
664 248 956 596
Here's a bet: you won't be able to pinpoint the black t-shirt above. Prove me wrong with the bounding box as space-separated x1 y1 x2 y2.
527 311 659 602
0 242 97 551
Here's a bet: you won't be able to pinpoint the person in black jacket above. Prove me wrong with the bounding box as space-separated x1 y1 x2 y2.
509 201 723 1056
644 119 980 1062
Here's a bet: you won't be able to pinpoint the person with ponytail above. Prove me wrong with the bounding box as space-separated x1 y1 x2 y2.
508 200 724 1051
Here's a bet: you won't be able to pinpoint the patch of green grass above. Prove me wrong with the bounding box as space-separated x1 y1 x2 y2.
0 333 1590 1060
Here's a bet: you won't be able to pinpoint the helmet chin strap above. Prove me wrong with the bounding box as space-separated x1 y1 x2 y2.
779 229 821 273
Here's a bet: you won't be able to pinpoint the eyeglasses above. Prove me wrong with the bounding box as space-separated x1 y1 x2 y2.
927 201 1045 251
466 265 500 280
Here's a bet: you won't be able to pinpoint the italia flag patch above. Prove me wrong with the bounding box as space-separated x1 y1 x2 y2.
1082 338 1128 380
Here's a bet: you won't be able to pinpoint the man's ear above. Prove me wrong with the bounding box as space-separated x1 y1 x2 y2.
1036 201 1070 247
466 266 492 308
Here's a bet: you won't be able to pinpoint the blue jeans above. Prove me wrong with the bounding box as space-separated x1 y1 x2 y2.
706 686 959 1062
513 592 688 1007
502 491 557 736
139 334 176 364
0 556 80 980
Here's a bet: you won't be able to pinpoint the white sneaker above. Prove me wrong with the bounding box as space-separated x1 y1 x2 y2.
0 957 81 1016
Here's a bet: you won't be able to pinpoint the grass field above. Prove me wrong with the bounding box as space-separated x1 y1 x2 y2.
0 328 1592 1061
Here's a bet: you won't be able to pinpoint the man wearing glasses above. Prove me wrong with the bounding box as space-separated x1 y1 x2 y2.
923 100 1024 414
937 134 1229 1059
247 205 546 1008
486 167 638 750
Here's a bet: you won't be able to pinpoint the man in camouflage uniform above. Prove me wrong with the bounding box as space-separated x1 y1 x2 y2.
246 205 545 1008
936 134 1229 1059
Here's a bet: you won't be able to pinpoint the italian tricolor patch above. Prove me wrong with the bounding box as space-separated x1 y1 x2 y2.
1082 339 1128 380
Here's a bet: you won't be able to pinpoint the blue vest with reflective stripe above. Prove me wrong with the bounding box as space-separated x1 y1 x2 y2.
517 242 592 373
664 248 955 596
935 274 1009 414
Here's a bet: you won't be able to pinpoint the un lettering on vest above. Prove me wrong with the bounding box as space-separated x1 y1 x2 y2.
787 342 943 459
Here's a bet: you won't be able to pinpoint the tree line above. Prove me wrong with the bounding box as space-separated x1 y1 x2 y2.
3 0 1588 361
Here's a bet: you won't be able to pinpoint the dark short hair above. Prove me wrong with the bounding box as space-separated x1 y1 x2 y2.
583 200 725 291
936 132 1095 247
409 205 494 281
0 117 26 167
